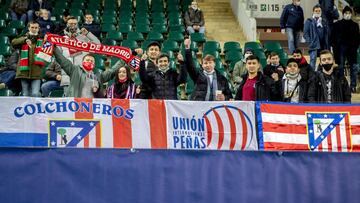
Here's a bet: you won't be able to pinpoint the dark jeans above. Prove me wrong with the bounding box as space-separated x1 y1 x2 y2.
0 70 16 86
335 46 358 89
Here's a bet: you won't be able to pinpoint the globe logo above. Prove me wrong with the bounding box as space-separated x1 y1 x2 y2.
203 105 255 150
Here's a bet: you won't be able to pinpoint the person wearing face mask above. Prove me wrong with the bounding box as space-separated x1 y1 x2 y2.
184 39 232 101
232 48 254 90
280 0 304 54
184 1 205 34
139 53 187 100
235 55 280 101
292 49 315 82
58 16 100 66
11 21 46 97
304 4 330 70
52 46 120 98
281 58 309 103
106 66 139 99
263 52 285 84
308 50 351 103
331 6 360 93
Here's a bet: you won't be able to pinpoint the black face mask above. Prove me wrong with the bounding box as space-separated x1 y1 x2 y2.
322 63 333 71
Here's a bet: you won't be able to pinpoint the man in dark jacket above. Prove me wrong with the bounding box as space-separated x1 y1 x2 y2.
139 53 187 100
54 10 70 35
331 6 360 93
184 39 232 101
138 41 161 99
280 0 304 54
319 0 339 30
263 52 285 82
308 50 351 103
235 55 280 101
184 1 205 34
82 13 101 38
304 4 330 69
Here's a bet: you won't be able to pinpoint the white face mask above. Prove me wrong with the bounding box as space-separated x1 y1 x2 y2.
313 13 321 18
191 5 198 10
295 1 300 6
343 14 352 20
244 53 252 60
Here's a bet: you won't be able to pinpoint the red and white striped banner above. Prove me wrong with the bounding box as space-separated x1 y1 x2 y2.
0 98 257 150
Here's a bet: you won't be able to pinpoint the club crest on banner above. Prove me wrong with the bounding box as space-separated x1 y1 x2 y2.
306 112 352 151
48 119 102 147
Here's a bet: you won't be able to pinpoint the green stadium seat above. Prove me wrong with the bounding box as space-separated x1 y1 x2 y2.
127 31 144 42
223 41 241 53
279 52 288 66
167 4 180 13
107 30 123 42
168 31 184 43
122 40 139 50
69 9 84 18
203 50 220 59
8 20 25 31
151 24 167 34
102 16 117 25
0 55 4 66
147 31 164 42
0 45 11 57
264 41 283 52
203 41 221 53
169 60 176 70
244 41 262 51
162 50 175 60
190 32 206 44
136 24 151 34
101 24 117 33
119 24 133 34
169 25 185 33
151 12 165 20
0 19 6 29
0 88 14 96
49 89 64 97
103 38 117 46
225 50 243 64
152 17 167 26
0 35 10 46
162 40 180 52
0 12 10 22
119 17 133 25
135 17 150 25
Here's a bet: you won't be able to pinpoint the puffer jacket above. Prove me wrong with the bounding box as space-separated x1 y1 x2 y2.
139 60 187 100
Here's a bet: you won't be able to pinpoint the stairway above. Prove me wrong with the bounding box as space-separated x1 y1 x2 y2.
197 0 247 49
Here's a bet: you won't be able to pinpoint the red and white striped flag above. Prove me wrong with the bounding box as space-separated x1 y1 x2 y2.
257 102 360 152
37 41 54 62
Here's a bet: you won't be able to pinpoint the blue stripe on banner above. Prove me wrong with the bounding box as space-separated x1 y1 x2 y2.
255 101 264 150
0 133 48 147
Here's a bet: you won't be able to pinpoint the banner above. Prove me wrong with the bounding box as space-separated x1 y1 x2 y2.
257 102 360 152
0 98 257 150
46 34 140 70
